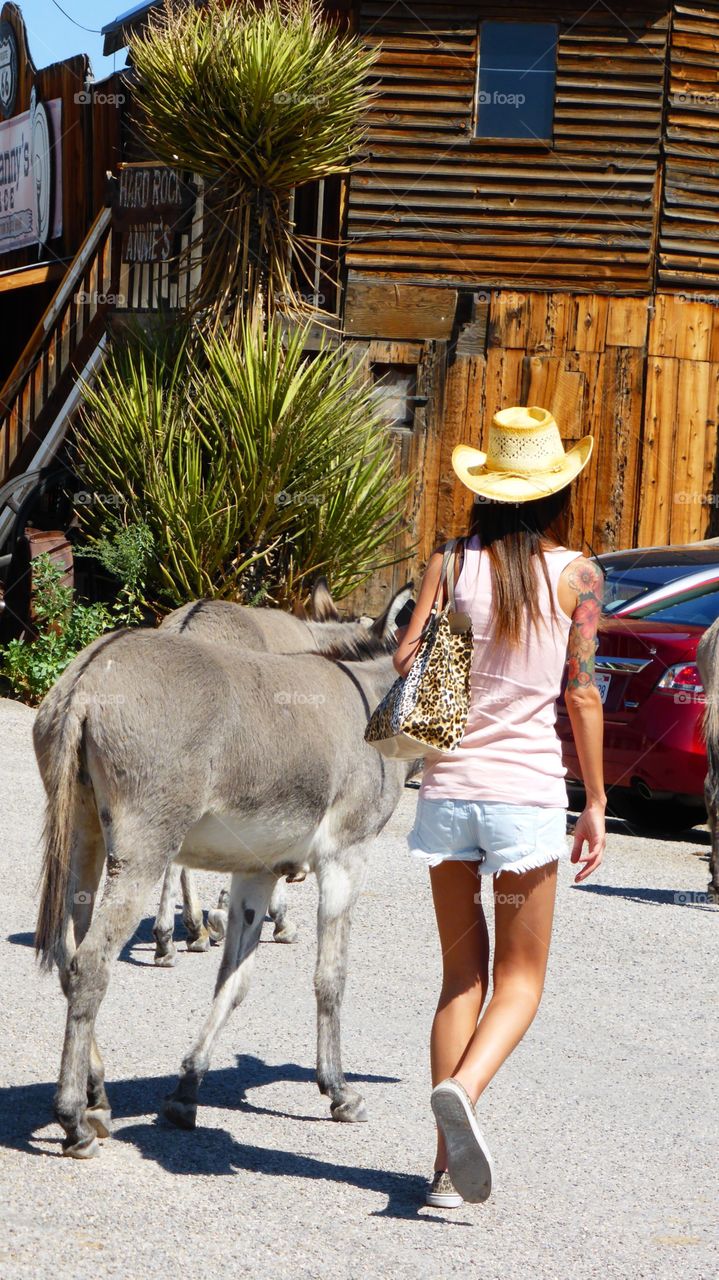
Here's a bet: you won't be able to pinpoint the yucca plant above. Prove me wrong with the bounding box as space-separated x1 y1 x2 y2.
129 0 376 323
74 316 411 609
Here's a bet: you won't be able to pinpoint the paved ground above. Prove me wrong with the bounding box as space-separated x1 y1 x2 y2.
1 695 718 1280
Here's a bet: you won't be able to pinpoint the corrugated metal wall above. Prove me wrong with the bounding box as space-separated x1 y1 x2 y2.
347 1 669 293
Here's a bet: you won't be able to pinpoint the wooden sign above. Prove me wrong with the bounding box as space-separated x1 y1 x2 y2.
0 18 18 118
109 163 195 264
113 164 194 215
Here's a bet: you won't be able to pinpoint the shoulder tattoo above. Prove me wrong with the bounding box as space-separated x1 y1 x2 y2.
566 557 604 691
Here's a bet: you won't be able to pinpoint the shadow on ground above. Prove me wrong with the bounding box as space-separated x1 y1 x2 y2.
566 811 711 845
7 908 292 968
0 1054 454 1222
0 1054 399 1148
573 883 718 910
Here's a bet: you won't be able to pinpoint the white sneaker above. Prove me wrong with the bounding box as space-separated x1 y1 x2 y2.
425 1169 463 1209
430 1078 494 1203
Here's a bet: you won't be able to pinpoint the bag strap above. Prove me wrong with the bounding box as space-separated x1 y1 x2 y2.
446 539 462 610
433 537 463 613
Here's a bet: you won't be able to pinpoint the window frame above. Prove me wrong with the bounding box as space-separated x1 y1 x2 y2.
470 19 559 148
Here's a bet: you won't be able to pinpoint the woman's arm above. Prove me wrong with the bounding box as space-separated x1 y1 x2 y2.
561 557 606 883
392 548 445 678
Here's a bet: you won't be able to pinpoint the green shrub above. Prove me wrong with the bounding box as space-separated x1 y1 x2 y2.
85 521 155 626
74 315 412 610
0 556 112 705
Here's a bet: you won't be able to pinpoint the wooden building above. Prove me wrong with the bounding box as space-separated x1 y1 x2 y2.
335 0 719 612
3 0 719 617
0 1 125 551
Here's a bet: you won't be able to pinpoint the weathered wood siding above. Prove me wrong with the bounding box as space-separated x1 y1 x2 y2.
660 2 719 290
346 1 668 293
639 293 719 542
344 288 719 616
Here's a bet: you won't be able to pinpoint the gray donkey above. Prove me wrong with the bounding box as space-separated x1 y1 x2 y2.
151 579 369 964
695 619 719 900
34 585 412 1157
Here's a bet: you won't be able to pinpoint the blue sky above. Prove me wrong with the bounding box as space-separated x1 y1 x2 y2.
20 0 134 80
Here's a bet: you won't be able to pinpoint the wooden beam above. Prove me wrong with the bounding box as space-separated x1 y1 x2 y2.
344 279 458 339
0 264 66 294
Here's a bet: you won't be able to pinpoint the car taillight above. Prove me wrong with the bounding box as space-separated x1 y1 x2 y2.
655 663 704 693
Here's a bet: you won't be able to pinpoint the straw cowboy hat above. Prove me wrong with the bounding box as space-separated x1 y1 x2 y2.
452 406 593 504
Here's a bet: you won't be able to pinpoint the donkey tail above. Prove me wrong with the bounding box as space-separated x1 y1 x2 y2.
34 693 86 972
702 701 719 788
698 619 719 783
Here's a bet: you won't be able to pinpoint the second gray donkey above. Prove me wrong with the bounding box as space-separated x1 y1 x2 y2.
152 579 375 964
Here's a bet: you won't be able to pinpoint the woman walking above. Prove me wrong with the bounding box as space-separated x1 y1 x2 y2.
393 406 606 1209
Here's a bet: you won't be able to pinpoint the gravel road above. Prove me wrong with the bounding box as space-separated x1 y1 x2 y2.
1 696 717 1280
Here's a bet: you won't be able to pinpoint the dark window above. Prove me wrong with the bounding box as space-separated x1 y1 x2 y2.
475 21 558 141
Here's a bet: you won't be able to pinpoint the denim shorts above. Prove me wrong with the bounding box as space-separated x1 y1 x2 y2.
407 796 569 875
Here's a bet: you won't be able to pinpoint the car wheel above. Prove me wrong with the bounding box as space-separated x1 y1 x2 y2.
612 795 705 835
566 784 586 812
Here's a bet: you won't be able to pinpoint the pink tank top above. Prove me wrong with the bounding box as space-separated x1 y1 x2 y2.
420 534 583 807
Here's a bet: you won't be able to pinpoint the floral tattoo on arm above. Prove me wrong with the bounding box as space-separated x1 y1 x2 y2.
566 558 604 690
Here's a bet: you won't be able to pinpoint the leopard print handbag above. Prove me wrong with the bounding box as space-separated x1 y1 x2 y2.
364 539 473 760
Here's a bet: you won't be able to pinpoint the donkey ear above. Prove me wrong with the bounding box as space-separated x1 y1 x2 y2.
370 582 415 641
310 576 341 623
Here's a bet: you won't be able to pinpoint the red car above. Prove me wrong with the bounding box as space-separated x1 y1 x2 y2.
557 551 719 832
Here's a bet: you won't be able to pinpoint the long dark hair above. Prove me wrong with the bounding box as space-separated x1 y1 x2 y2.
466 485 573 647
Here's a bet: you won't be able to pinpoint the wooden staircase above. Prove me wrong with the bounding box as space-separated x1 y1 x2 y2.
0 207 114 547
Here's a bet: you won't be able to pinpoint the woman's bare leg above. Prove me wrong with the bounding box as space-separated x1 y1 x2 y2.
452 862 558 1103
429 860 490 1170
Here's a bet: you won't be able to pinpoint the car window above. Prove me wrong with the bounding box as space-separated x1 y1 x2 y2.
602 566 687 613
629 582 719 627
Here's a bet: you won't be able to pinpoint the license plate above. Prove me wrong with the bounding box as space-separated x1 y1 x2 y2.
594 673 611 704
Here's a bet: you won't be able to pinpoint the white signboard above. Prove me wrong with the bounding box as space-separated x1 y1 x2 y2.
0 96 62 253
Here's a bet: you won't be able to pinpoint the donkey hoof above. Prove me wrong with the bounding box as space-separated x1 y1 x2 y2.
62 1133 100 1159
272 923 298 944
163 1097 197 1130
85 1106 112 1139
154 948 177 968
330 1094 368 1124
206 910 227 944
186 929 210 953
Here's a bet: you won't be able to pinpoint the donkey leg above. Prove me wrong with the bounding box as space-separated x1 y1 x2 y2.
181 867 210 952
59 964 111 1140
315 855 368 1123
705 774 719 901
85 1038 112 1139
57 786 111 1141
154 862 181 967
206 886 230 944
268 878 298 944
56 821 172 1157
164 871 275 1131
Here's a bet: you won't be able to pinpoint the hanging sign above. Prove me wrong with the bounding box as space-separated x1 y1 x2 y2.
109 163 195 264
0 92 62 251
